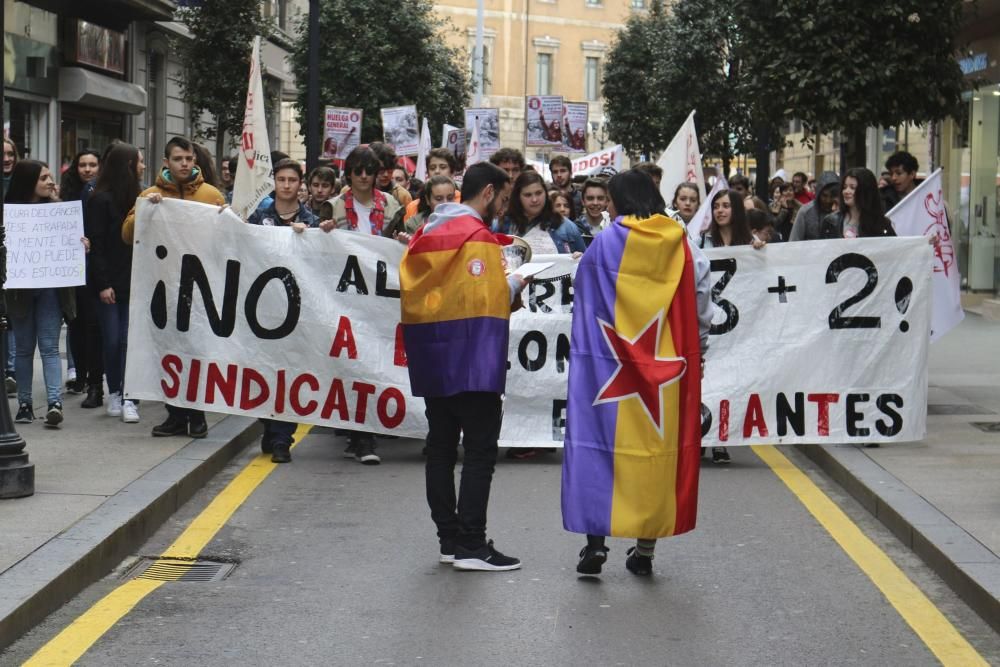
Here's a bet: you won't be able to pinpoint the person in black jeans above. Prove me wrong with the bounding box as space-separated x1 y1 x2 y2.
400 162 529 572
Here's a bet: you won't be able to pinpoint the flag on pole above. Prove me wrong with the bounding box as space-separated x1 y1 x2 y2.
685 176 728 240
414 118 432 182
886 168 964 341
657 110 706 206
231 36 274 221
465 117 483 167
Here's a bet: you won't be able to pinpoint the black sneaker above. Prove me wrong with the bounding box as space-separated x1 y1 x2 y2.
15 403 34 424
354 435 380 465
343 441 358 459
271 441 291 463
260 436 274 455
151 415 188 437
65 379 85 395
712 447 731 464
625 547 653 576
576 545 609 575
452 539 521 571
188 418 208 439
44 402 64 427
439 538 456 564
81 384 103 409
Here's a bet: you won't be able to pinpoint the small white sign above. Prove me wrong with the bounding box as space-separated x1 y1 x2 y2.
4 201 86 288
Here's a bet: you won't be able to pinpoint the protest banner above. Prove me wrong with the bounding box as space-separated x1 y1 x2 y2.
3 201 86 288
463 108 499 159
885 168 964 341
127 200 931 448
561 102 589 153
525 95 563 147
380 105 419 156
527 145 624 179
322 107 362 160
231 36 273 221
442 123 465 158
657 110 706 205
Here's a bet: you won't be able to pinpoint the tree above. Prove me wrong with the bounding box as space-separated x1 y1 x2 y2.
738 0 966 169
290 0 471 153
176 0 272 161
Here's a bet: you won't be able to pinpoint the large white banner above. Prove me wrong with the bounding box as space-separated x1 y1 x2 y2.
4 201 85 288
126 200 931 447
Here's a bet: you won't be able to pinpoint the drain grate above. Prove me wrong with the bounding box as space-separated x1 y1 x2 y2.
128 557 237 582
970 422 1000 433
927 404 995 416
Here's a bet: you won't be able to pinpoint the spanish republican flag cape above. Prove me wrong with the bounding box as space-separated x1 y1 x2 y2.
562 214 702 539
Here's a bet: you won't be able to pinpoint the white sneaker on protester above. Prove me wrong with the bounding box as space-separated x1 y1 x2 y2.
107 392 122 418
121 400 139 423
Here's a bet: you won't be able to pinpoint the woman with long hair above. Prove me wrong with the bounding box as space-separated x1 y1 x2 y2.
821 168 896 239
404 175 456 234
5 160 80 427
86 143 146 424
503 169 585 255
670 182 700 225
59 149 100 204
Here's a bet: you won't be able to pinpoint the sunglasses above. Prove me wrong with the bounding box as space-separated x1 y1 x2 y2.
352 166 376 176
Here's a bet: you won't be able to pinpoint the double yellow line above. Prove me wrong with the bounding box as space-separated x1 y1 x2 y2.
24 425 312 667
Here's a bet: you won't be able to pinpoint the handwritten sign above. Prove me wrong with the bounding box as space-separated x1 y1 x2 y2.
4 201 86 288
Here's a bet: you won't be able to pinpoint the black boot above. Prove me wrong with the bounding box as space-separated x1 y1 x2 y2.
152 415 188 437
81 384 104 409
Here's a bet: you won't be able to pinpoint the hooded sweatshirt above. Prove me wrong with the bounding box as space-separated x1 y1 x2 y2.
121 167 225 243
788 171 840 241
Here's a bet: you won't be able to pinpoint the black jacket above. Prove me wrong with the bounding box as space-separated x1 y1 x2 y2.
820 211 896 239
880 180 922 215
85 191 134 299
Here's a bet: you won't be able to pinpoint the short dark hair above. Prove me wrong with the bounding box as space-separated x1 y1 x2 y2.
746 208 773 232
885 151 918 174
549 155 572 172
729 174 750 189
427 147 458 173
273 158 303 181
270 150 290 166
489 147 525 168
164 136 193 159
344 146 381 186
461 161 510 202
227 155 238 179
633 162 663 180
368 142 397 170
793 171 808 182
582 177 608 196
308 166 337 185
607 169 666 218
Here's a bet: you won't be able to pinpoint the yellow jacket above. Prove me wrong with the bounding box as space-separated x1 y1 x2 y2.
122 167 225 243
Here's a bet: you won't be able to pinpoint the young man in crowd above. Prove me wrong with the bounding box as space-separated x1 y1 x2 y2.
729 174 751 200
306 165 338 218
400 161 529 571
792 171 814 205
549 155 581 216
574 177 611 240
404 148 459 222
122 135 226 440
369 142 412 208
788 171 840 241
881 151 921 214
489 147 525 182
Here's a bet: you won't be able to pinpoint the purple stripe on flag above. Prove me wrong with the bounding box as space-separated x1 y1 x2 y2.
403 317 510 397
561 222 629 536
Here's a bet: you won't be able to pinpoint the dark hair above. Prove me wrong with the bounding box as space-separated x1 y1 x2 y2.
582 177 609 197
707 189 753 246
3 137 20 174
164 136 193 159
418 175 457 216
273 158 303 181
270 150 290 166
841 167 889 237
5 160 51 203
343 146 381 187
778 182 794 194
549 155 572 172
508 169 563 234
633 161 663 180
60 149 101 202
489 147 525 169
427 147 458 173
308 166 337 185
92 143 142 215
729 174 750 190
548 189 575 219
793 171 808 182
192 143 221 188
368 142 397 170
607 168 666 218
460 161 510 202
746 208 773 232
228 155 238 180
671 181 700 209
747 196 769 213
885 151 918 174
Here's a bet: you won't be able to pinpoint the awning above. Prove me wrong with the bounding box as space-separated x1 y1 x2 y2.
58 67 148 115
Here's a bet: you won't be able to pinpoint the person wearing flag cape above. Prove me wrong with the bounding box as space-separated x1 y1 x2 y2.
562 169 713 577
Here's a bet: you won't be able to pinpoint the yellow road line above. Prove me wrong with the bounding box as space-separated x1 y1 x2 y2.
24 424 311 667
752 444 988 667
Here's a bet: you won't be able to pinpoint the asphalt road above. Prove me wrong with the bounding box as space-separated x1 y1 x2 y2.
5 431 1000 666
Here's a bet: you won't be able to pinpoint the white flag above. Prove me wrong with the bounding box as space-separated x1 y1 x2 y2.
231 37 274 221
414 118 432 182
658 110 706 206
886 168 964 341
686 175 728 240
465 117 483 167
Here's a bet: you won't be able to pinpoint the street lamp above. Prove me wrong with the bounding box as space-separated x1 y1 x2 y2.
590 114 609 150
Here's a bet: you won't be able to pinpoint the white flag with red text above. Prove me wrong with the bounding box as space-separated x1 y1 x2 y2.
231 36 273 221
658 110 706 206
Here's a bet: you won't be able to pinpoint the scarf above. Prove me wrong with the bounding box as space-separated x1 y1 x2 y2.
344 188 387 234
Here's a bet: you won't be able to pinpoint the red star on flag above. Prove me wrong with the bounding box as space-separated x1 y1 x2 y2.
594 313 687 433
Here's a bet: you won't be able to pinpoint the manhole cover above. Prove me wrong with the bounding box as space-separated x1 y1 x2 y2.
927 404 995 416
127 558 236 582
970 422 1000 433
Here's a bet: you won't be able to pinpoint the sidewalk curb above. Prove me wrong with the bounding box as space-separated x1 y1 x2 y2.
0 416 261 651
796 443 1000 634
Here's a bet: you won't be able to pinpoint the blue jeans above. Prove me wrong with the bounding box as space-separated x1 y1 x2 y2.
5 326 15 374
97 298 130 395
11 288 64 406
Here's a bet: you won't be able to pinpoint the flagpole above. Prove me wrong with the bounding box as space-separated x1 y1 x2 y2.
305 0 320 171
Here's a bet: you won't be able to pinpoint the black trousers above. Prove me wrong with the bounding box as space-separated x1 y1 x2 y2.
424 392 503 550
166 405 205 423
68 287 103 386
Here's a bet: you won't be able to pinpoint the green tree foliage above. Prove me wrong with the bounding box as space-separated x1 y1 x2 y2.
290 0 471 149
737 0 966 166
176 1 272 152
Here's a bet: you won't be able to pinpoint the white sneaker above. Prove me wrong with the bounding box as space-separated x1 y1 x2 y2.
121 400 139 423
107 392 122 417
67 367 77 383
